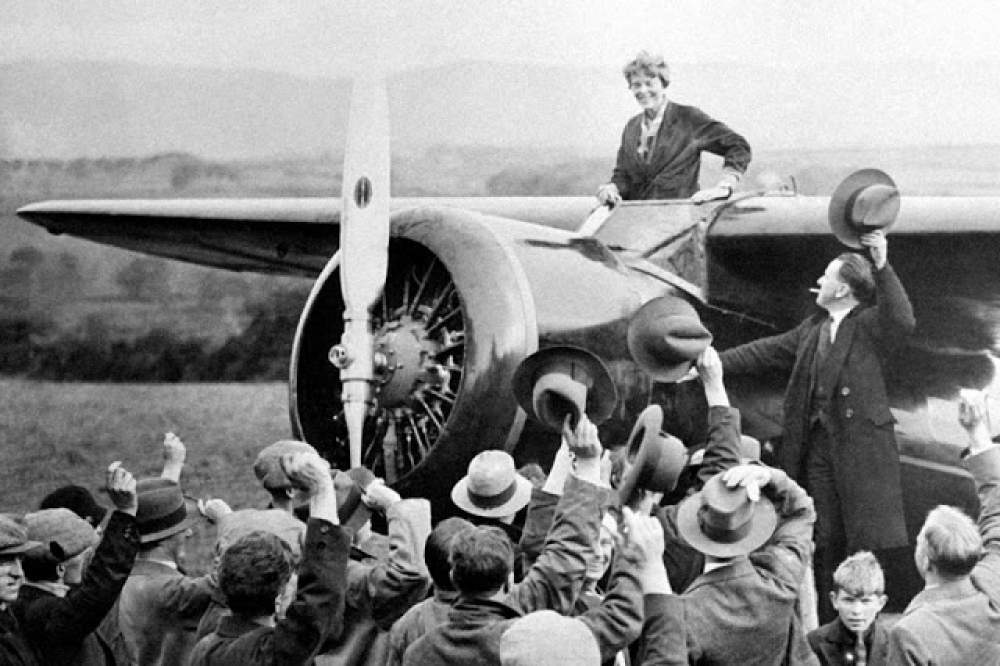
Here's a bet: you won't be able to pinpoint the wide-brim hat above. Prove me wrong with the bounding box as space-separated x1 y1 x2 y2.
627 296 712 382
511 346 618 431
829 169 900 249
676 471 777 558
24 508 98 563
136 478 196 544
451 450 533 519
618 405 688 507
0 514 42 556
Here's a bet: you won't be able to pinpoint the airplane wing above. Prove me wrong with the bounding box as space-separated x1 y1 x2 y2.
16 196 595 276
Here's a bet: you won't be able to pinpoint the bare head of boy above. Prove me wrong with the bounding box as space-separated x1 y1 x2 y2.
829 551 888 635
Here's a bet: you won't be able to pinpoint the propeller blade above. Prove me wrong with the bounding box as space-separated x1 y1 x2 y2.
337 76 392 468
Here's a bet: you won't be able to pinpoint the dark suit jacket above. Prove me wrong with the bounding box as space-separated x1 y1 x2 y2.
610 102 751 200
14 511 140 666
886 446 1000 664
719 264 915 551
807 617 890 666
682 468 819 665
188 519 351 666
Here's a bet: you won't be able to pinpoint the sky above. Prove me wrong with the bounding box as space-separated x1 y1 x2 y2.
4 0 1000 77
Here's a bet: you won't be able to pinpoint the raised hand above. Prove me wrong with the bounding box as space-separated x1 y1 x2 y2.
720 464 772 502
362 478 401 511
281 452 334 497
859 230 888 269
106 461 138 516
596 183 622 207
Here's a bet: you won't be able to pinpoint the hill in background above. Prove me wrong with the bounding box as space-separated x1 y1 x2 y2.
3 59 1000 159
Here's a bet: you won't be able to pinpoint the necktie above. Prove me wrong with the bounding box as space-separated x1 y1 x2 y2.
816 317 833 364
855 631 867 666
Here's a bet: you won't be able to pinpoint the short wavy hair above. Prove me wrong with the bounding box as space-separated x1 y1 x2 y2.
835 252 876 303
832 550 885 595
218 530 295 618
449 525 514 596
916 505 983 578
426 517 474 591
623 51 670 87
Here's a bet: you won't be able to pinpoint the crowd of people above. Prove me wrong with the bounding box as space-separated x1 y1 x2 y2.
1 52 999 665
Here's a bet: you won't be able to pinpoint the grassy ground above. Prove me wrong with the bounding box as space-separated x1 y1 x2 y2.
0 378 293 571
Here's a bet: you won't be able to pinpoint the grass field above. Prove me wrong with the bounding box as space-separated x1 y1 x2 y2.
0 379 294 572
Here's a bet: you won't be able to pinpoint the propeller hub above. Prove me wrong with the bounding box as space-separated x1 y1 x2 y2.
373 314 450 408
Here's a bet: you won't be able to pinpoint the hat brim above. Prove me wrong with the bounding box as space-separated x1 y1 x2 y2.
618 406 685 505
627 298 712 383
829 169 898 249
675 489 778 558
451 473 533 519
0 539 43 557
139 498 199 544
512 346 618 429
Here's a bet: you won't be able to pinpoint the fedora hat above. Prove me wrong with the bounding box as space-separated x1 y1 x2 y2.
618 405 687 507
627 296 712 382
676 471 777 558
334 467 377 532
829 168 900 249
451 450 533 519
135 478 196 544
512 346 618 431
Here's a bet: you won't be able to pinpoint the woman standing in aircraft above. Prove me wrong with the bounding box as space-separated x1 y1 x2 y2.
596 51 752 205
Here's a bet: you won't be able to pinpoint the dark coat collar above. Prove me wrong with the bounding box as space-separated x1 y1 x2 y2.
684 556 754 593
448 596 521 627
214 612 271 638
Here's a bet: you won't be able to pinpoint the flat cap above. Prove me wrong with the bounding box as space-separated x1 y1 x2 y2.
0 514 41 556
253 440 319 490
25 508 98 562
217 509 305 561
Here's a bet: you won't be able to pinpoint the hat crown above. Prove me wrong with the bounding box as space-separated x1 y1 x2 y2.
700 477 754 528
467 451 517 496
135 478 190 542
828 168 900 248
619 405 688 505
628 296 712 382
254 439 318 489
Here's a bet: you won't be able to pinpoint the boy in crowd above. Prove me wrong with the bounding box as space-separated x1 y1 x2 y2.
808 551 890 665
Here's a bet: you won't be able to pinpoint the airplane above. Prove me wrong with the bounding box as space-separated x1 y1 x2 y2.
16 79 1000 609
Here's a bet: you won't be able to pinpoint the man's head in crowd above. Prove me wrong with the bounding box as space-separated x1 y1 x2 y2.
218 530 297 621
0 515 38 609
451 450 533 525
254 439 320 511
426 517 473 592
585 511 618 586
914 504 983 584
23 508 99 587
39 485 108 530
135 478 196 567
449 525 515 598
829 551 887 634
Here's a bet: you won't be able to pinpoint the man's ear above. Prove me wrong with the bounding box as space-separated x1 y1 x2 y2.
828 591 838 609
876 594 888 613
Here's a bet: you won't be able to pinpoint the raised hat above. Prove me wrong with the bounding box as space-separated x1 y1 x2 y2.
511 346 618 431
254 440 319 490
0 514 41 556
618 405 688 507
39 485 107 527
136 478 195 544
676 471 777 558
217 509 305 561
24 508 98 563
829 169 900 249
627 296 712 382
333 467 377 532
451 450 533 519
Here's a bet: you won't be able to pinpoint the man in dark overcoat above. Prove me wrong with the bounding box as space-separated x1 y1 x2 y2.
719 229 915 621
